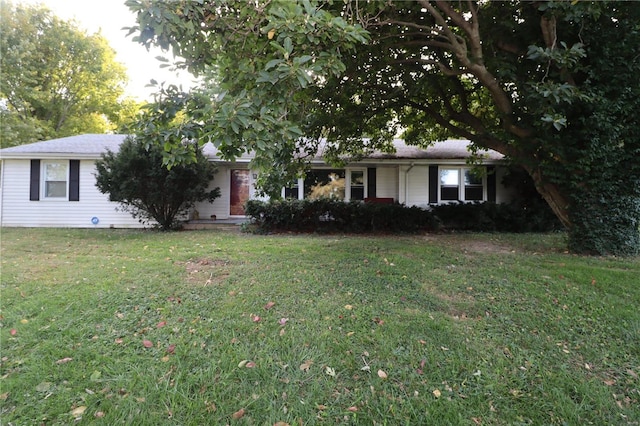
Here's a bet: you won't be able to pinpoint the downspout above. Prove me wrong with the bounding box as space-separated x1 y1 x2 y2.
0 159 4 225
404 162 415 205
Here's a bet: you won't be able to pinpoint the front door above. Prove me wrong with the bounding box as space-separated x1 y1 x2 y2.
230 169 250 215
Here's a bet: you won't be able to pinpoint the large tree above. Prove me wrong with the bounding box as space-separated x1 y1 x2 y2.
126 0 640 255
0 1 137 147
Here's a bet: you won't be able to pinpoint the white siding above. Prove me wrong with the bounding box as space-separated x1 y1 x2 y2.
193 165 230 219
402 165 430 207
375 166 398 200
0 159 145 228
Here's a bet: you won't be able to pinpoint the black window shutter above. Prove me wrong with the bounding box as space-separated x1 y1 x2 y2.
30 159 40 201
367 168 376 198
69 160 80 201
487 166 496 203
428 165 438 204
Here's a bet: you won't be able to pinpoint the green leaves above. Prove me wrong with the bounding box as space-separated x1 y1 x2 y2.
0 1 134 145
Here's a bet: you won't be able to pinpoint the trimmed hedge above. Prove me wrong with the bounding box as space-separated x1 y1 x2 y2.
245 199 562 234
431 200 563 232
245 199 441 233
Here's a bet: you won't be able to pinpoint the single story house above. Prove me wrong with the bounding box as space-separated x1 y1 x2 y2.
0 134 515 228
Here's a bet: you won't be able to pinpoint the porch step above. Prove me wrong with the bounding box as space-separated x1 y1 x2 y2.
182 219 247 230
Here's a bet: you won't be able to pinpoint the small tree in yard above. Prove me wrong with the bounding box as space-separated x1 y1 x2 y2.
95 136 220 230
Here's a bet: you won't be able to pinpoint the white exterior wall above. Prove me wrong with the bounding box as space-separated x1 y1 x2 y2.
400 165 430 207
0 159 143 228
375 166 398 200
194 166 230 219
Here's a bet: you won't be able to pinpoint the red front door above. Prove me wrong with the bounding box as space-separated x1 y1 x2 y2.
230 169 250 215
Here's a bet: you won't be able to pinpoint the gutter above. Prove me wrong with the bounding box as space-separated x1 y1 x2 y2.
0 159 4 226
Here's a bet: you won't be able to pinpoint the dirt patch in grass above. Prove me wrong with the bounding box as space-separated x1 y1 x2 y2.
462 240 515 255
181 258 231 286
421 234 516 255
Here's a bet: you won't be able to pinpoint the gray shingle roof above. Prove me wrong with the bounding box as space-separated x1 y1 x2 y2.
0 134 504 161
0 134 128 158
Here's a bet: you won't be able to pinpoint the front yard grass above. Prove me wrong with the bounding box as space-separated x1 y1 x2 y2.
1 228 638 425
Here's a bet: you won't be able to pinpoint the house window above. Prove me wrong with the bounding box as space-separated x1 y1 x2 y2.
349 170 365 200
43 161 68 198
305 169 346 200
439 167 485 202
284 168 367 201
284 179 300 200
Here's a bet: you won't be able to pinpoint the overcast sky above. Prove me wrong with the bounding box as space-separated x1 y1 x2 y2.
15 0 197 100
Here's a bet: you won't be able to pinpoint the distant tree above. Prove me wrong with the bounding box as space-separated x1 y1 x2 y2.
0 0 138 147
95 84 220 230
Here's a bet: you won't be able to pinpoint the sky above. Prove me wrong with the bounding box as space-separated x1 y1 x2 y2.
16 0 197 101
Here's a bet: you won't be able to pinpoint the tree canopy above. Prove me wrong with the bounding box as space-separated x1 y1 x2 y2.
126 0 640 255
0 0 139 147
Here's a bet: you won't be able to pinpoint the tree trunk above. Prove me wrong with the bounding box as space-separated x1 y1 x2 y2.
524 166 571 229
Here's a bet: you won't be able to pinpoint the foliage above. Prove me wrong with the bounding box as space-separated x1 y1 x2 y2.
245 199 440 233
431 202 562 233
0 0 138 147
126 1 640 255
1 228 639 424
95 136 220 230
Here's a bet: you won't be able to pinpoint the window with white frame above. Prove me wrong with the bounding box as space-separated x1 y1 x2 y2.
284 168 367 201
349 169 365 200
42 161 68 198
439 167 485 202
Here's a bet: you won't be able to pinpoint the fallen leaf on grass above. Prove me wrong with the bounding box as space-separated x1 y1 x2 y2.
377 369 388 379
325 366 336 377
20 319 28 324
278 318 289 326
347 406 358 412
251 315 261 322
299 360 313 372
94 411 105 418
231 408 245 419
0 392 8 400
432 389 442 398
166 344 176 354
114 338 123 344
9 329 17 336
273 422 289 426
264 301 275 310
344 305 353 310
70 406 87 418
56 357 73 364
157 321 167 328
142 340 154 348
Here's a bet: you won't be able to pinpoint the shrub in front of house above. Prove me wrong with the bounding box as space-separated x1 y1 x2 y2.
430 200 562 232
245 199 441 233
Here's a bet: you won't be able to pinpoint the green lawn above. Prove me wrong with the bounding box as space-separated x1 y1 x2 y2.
1 228 638 425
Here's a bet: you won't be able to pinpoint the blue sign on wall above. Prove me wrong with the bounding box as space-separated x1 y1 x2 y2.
91 217 100 225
